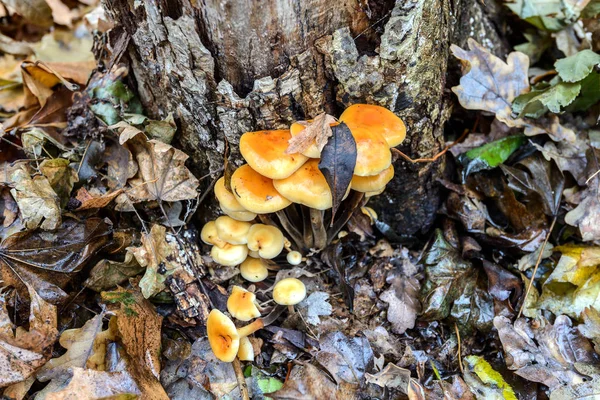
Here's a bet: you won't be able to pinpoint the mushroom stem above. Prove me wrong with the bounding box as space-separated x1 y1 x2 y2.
301 207 314 249
287 305 295 314
232 357 250 400
236 319 264 338
310 208 327 250
275 210 305 251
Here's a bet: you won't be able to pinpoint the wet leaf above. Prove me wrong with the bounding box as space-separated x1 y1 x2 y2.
564 148 600 241
450 270 494 333
494 315 600 391
463 355 517 400
420 230 475 321
451 39 529 122
84 252 143 292
0 218 112 304
9 165 61 230
580 307 600 353
555 49 600 83
380 275 421 334
144 113 177 144
286 113 337 154
318 122 357 223
365 363 411 390
459 135 525 178
44 368 140 400
74 187 124 211
0 283 58 387
297 291 332 325
127 224 178 298
39 158 78 207
315 331 374 385
549 363 600 400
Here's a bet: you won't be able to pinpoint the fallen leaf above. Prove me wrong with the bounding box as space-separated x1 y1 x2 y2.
0 283 58 387
318 122 357 223
39 158 78 207
534 134 587 185
463 355 517 400
580 307 600 353
365 363 411 390
555 49 600 82
74 187 124 211
315 331 374 385
286 113 337 154
84 251 143 292
2 0 53 27
127 224 178 298
44 0 78 28
513 81 581 116
104 137 138 190
451 38 529 123
44 368 140 400
0 218 112 304
144 113 177 144
494 315 600 391
380 275 421 334
459 135 526 178
297 291 332 325
549 363 600 400
267 363 355 400
9 165 61 230
564 148 600 241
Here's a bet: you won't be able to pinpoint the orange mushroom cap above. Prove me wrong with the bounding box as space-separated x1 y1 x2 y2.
215 177 247 213
240 130 308 179
273 159 332 210
231 165 292 214
215 216 252 245
227 286 261 322
351 164 394 193
246 224 285 259
339 104 406 147
207 309 240 362
350 126 392 177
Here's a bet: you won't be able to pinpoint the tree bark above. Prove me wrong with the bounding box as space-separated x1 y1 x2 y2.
102 0 507 236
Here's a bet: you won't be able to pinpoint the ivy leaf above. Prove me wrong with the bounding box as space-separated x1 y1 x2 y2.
318 122 357 222
555 50 600 83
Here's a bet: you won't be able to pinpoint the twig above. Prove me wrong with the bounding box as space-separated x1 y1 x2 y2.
518 215 557 319
232 357 250 400
392 127 471 164
454 323 464 374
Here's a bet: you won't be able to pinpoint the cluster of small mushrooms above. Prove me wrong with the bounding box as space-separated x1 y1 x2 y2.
203 104 406 362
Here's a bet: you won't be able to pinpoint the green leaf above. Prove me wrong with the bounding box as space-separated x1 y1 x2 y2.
258 376 284 395
581 0 600 17
464 356 518 400
459 135 526 178
524 82 581 114
514 32 552 64
567 72 600 111
512 84 551 118
555 50 600 83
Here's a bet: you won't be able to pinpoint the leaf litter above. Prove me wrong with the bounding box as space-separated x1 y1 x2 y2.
0 1 599 399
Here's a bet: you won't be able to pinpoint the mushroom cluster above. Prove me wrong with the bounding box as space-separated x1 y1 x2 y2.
201 216 303 281
208 278 306 362
211 104 405 251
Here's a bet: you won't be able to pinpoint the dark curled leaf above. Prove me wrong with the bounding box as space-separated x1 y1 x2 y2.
322 240 355 311
0 218 113 304
319 122 357 225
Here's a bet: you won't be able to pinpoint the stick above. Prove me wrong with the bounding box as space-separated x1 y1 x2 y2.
232 357 250 400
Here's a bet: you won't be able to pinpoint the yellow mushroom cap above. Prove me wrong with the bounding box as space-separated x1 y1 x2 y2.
215 216 252 245
240 257 269 282
273 159 332 210
365 186 386 198
240 130 309 179
227 286 261 322
220 203 258 222
351 164 394 193
286 251 302 266
231 165 292 214
201 221 227 248
361 206 378 224
350 126 392 177
246 224 285 259
210 243 248 266
273 278 306 306
215 177 247 212
237 336 254 361
339 104 406 147
207 309 240 362
248 249 260 258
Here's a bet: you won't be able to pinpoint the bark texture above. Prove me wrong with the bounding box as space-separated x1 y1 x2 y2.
103 0 507 236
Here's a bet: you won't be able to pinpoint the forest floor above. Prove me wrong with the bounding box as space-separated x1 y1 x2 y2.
0 1 599 399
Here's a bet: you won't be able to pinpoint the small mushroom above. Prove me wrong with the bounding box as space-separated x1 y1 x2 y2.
246 224 285 259
227 286 261 321
286 251 302 265
231 164 292 214
237 336 254 361
201 221 227 248
214 177 247 213
240 257 269 282
215 216 252 245
351 164 394 193
339 104 406 147
273 278 306 306
239 130 308 179
211 243 248 266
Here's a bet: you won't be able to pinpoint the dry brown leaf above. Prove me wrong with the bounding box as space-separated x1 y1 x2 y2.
9 165 61 230
565 148 600 241
268 363 355 400
44 368 140 400
123 134 199 204
380 276 421 334
39 158 78 206
285 113 337 154
0 283 59 387
104 138 138 189
75 187 123 211
44 0 77 27
2 0 53 27
127 224 178 298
